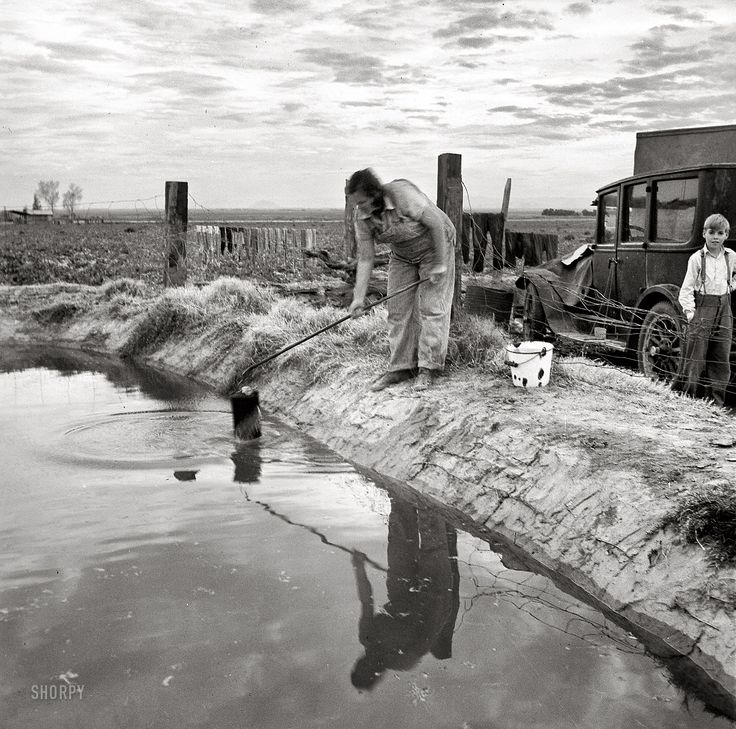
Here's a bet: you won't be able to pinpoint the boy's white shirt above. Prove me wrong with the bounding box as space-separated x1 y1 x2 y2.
678 243 736 320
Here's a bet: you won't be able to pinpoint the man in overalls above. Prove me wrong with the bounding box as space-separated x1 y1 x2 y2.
347 168 456 391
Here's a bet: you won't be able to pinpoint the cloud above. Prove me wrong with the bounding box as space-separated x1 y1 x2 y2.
624 32 713 73
126 70 234 99
251 0 310 15
457 37 496 49
652 4 706 22
40 41 123 62
566 2 593 15
341 101 385 108
435 8 554 39
299 48 386 84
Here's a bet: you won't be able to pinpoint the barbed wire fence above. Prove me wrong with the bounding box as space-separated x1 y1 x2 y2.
4 181 730 392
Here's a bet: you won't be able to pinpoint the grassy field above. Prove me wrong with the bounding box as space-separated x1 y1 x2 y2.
0 215 593 288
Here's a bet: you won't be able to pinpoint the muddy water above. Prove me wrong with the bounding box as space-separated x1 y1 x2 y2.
0 347 732 729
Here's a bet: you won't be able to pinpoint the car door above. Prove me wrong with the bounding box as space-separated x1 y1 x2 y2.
615 181 649 307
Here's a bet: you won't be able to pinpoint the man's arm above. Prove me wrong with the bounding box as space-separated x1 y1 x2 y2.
349 235 375 316
351 551 374 644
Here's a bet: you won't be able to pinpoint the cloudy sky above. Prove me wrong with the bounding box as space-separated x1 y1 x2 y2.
2 0 735 212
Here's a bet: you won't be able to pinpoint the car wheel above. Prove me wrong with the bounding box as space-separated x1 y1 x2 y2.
637 301 686 384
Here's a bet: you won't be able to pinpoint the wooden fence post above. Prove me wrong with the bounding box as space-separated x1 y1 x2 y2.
344 179 356 259
164 181 187 287
500 177 512 269
437 153 463 316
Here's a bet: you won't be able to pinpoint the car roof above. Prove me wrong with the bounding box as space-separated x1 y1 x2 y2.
596 163 736 194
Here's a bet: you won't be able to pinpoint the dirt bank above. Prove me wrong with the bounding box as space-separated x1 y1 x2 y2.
1 281 734 717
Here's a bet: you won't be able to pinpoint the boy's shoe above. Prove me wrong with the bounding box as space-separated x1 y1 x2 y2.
370 369 415 392
413 367 439 391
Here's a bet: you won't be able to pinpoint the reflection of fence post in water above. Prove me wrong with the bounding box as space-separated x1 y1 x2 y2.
231 440 263 484
164 180 187 287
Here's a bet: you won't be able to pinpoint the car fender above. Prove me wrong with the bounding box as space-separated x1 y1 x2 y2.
633 284 683 316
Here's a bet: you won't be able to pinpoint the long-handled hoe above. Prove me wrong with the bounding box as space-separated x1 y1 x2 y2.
230 278 427 440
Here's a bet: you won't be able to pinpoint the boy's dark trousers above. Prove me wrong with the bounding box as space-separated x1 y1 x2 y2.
683 292 733 406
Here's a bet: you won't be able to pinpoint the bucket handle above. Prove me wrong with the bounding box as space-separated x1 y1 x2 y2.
505 346 547 367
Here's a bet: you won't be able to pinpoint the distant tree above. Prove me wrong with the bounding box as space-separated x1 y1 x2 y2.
581 209 596 217
36 180 60 213
542 208 579 217
62 183 83 218
32 193 41 210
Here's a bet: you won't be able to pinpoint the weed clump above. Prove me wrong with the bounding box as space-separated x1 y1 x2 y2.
119 280 277 358
30 299 83 325
226 298 388 390
664 482 736 565
446 313 508 374
99 278 148 299
120 288 209 356
200 277 275 315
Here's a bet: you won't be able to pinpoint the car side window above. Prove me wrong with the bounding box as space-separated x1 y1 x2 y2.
653 178 698 242
622 183 647 242
599 190 619 244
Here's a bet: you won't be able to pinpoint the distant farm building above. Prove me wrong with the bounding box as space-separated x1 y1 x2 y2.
3 209 64 223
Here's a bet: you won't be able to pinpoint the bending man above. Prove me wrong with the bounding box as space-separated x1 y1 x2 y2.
347 169 456 391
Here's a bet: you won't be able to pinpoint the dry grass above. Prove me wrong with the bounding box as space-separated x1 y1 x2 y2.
663 481 736 565
226 297 389 391
30 297 86 325
447 313 510 375
119 278 277 357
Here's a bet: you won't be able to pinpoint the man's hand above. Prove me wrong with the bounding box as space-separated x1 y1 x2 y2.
349 297 366 318
685 309 695 323
427 265 447 285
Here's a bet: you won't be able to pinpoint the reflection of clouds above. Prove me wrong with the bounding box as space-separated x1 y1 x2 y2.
456 539 643 655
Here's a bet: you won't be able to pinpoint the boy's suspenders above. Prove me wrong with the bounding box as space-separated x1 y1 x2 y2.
701 249 706 293
699 248 732 294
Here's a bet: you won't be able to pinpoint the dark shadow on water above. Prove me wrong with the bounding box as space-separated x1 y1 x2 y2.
0 345 212 403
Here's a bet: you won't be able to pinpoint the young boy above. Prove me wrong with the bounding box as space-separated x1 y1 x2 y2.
678 213 736 405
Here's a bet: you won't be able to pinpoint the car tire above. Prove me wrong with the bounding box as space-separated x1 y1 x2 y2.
637 301 686 384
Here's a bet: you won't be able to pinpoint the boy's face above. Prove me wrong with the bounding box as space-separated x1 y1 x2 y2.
704 225 728 251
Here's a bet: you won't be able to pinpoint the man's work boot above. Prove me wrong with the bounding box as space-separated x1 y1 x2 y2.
413 367 439 391
370 369 415 392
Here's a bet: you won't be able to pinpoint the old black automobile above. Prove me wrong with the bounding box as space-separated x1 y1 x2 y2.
514 158 736 389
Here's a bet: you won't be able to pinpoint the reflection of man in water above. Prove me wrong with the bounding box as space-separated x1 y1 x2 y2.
351 497 459 691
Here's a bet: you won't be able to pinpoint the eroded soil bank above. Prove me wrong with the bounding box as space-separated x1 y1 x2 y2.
1 282 735 718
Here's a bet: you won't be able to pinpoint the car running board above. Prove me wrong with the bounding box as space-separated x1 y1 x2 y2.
555 330 628 351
